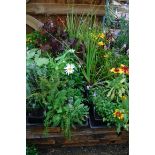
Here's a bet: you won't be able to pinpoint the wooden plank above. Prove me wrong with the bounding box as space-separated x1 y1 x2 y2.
26 14 43 30
30 0 65 3
26 3 105 16
117 0 129 3
29 0 105 5
27 125 129 147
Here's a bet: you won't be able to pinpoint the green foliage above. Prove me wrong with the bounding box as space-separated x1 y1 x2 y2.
26 31 47 50
105 75 129 102
26 5 129 136
27 48 89 139
44 87 89 139
26 145 38 155
26 48 52 108
94 48 129 82
66 13 102 84
90 85 129 133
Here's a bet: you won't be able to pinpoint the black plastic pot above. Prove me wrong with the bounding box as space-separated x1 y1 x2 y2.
89 105 107 128
93 107 103 121
27 107 45 124
74 116 89 129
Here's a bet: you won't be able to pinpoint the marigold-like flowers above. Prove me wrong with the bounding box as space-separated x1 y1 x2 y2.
113 109 124 120
64 64 75 75
98 41 104 46
120 64 129 74
110 64 129 75
110 68 123 74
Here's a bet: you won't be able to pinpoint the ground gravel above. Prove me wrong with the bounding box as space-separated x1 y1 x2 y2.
39 144 129 155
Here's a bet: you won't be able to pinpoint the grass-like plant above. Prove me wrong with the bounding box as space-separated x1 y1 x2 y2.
66 12 102 84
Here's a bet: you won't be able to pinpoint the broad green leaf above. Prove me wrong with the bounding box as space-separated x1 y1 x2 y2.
111 89 115 100
57 108 63 113
120 78 126 83
27 51 36 59
118 90 123 97
107 87 114 97
35 57 49 67
52 115 61 126
121 88 125 93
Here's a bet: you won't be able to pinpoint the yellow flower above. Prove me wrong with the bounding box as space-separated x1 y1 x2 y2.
120 64 125 67
110 68 115 72
113 109 124 120
121 96 127 101
110 68 121 74
98 41 104 46
98 33 105 39
120 114 124 120
110 67 124 74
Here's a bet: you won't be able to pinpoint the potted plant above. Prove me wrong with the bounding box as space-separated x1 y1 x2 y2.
26 48 48 124
41 49 89 139
89 70 129 133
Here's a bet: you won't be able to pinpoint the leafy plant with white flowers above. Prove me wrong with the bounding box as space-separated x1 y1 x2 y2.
27 48 88 139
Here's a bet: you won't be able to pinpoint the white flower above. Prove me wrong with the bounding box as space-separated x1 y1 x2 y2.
126 49 129 55
50 22 54 27
86 85 91 90
122 44 127 48
78 64 81 68
64 64 75 75
68 49 75 53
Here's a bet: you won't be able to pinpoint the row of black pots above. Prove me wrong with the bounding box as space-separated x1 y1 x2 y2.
26 106 107 128
26 107 45 125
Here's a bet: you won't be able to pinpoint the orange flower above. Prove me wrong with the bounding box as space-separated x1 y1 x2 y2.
57 16 65 27
110 65 129 75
